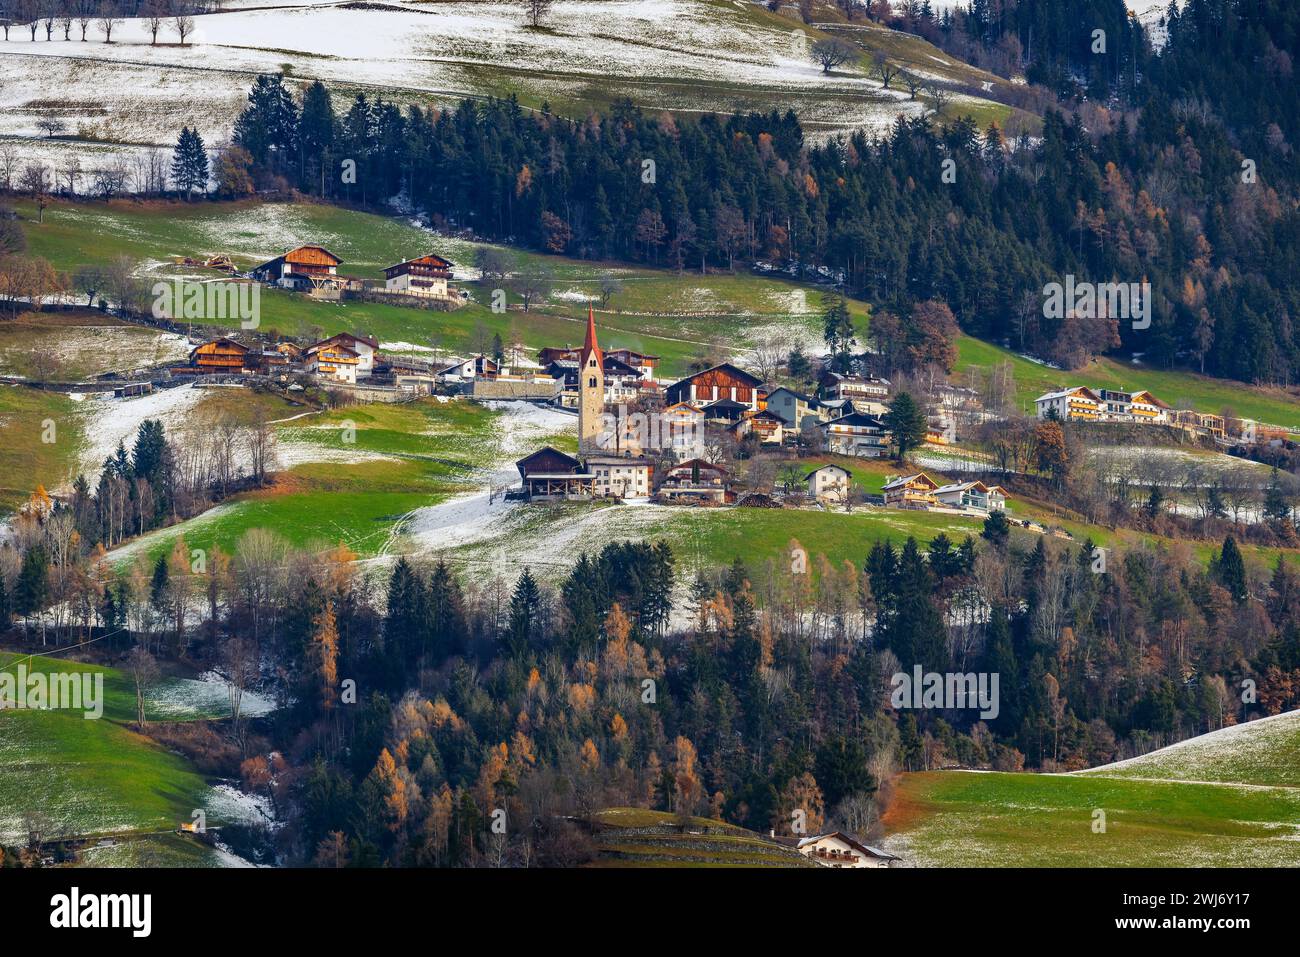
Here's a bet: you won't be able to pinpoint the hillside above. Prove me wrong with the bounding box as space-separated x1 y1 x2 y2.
1075 710 1300 788
883 710 1300 867
0 651 274 849
0 0 1015 175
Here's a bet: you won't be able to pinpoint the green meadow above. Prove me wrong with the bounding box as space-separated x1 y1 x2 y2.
0 385 83 514
108 397 508 565
0 652 221 843
16 198 835 378
886 767 1300 867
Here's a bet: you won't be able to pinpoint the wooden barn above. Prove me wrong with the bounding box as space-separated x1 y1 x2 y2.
666 363 766 412
253 245 354 296
190 337 251 373
383 253 454 298
516 447 595 501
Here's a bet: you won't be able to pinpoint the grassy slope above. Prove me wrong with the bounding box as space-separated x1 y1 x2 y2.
21 199 1300 422
0 311 186 381
107 397 504 565
1075 711 1300 788
0 652 217 843
0 384 83 514
886 768 1300 867
17 199 836 378
885 711 1300 867
957 335 1300 430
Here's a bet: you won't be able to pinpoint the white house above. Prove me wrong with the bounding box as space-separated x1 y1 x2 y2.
1034 386 1103 422
819 372 890 402
933 480 1008 512
311 333 378 378
771 831 900 868
584 455 653 499
660 402 706 461
383 253 454 298
806 464 852 504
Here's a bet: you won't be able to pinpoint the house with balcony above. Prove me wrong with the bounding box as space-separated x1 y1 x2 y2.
818 372 890 403
656 458 730 504
933 480 1008 513
821 412 890 457
382 253 455 299
882 472 940 508
1034 386 1104 422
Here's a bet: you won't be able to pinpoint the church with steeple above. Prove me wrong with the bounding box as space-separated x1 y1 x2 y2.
513 303 654 502
578 304 605 452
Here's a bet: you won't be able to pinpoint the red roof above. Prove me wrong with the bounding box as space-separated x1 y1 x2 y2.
579 304 602 369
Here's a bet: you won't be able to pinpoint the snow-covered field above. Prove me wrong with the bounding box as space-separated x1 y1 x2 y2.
403 399 574 552
149 670 278 720
0 0 953 174
1076 709 1300 789
73 382 209 482
0 324 190 380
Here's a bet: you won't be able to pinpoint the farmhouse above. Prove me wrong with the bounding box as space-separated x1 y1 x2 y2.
933 480 1008 512
516 447 595 501
382 253 454 298
189 337 251 373
770 831 899 868
657 458 730 504
822 412 890 457
253 245 357 297
666 363 766 412
806 464 852 503
312 333 378 378
882 472 941 508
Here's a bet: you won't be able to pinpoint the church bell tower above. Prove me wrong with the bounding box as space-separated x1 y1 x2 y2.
578 304 605 452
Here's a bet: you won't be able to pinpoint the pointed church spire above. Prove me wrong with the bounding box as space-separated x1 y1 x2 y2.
580 302 602 366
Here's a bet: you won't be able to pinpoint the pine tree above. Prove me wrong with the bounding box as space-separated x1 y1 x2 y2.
883 391 928 463
171 127 210 198
1215 535 1248 605
506 568 542 658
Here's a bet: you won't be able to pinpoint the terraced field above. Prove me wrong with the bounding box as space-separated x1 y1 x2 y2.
586 807 814 867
